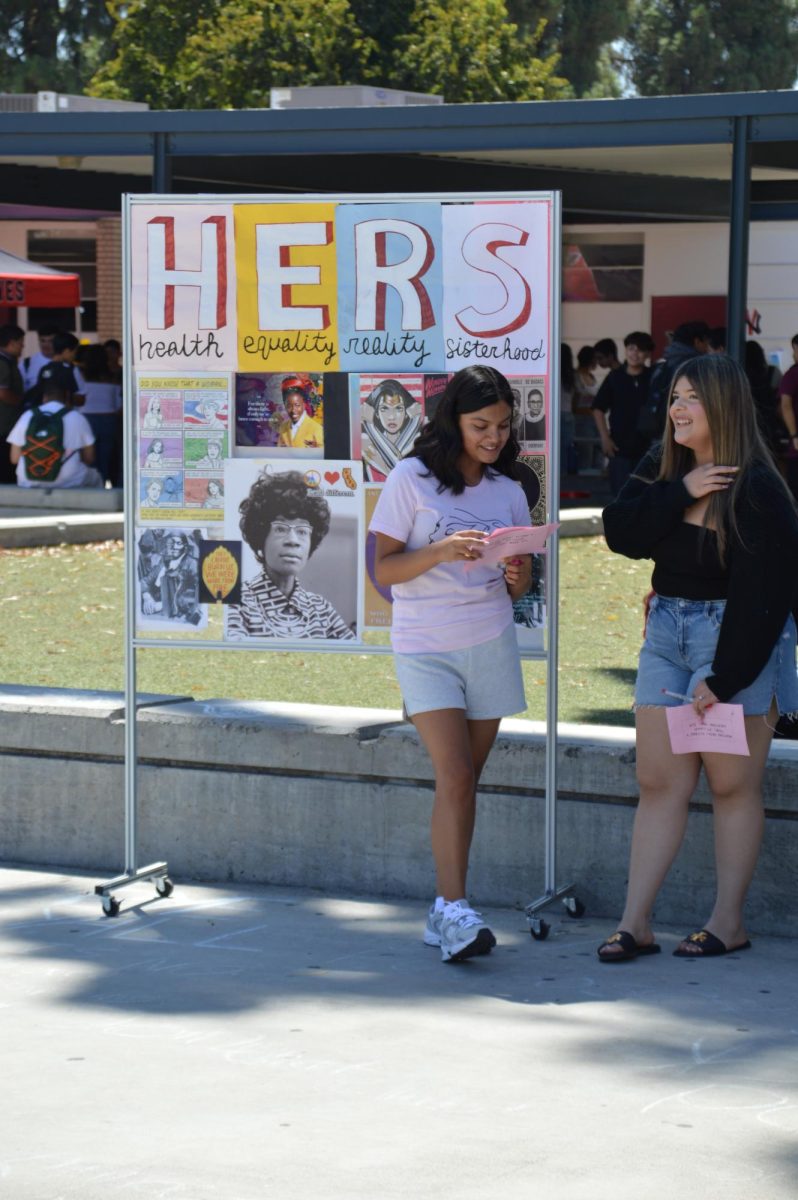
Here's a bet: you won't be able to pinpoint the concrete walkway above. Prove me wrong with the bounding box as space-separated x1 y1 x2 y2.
2 863 796 1200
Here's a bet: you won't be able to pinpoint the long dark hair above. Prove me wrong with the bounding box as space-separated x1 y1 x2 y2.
409 365 519 494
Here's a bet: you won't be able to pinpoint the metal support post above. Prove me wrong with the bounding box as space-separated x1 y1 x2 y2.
727 116 751 363
524 191 581 941
94 194 171 916
152 132 172 194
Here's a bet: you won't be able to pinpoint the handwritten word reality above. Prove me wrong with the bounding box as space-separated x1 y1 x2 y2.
343 332 431 368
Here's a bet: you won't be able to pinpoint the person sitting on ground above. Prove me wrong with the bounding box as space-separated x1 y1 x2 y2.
592 331 654 496
0 323 25 484
6 361 102 489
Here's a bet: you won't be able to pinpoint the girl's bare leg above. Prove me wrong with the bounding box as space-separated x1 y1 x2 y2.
411 709 500 901
677 704 776 952
600 707 701 957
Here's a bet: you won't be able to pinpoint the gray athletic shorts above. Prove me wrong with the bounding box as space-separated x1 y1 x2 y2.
395 622 526 719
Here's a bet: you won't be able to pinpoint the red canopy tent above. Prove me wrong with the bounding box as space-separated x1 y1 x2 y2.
0 248 80 308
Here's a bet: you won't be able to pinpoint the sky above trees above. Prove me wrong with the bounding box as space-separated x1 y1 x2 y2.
1 1 796 107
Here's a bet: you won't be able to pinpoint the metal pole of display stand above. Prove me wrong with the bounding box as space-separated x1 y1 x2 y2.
95 193 172 916
524 192 582 940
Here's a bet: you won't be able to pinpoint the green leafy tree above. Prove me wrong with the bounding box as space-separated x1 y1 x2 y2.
507 0 631 96
90 0 375 109
392 0 569 103
88 0 223 109
0 0 114 93
174 0 374 108
348 0 409 83
627 0 798 95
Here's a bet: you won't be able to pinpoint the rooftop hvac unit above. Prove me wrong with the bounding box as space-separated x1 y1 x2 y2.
0 91 149 113
270 85 443 109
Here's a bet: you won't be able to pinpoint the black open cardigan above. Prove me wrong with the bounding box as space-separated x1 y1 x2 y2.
602 449 798 702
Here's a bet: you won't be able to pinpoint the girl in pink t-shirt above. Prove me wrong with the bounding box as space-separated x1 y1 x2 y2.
369 366 531 964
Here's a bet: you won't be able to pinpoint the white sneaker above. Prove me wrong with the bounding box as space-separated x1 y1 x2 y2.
423 900 445 947
439 900 496 963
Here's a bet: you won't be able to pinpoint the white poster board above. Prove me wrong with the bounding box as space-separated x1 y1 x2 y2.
126 192 561 655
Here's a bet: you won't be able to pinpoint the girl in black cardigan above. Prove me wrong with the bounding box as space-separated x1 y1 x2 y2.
598 354 798 962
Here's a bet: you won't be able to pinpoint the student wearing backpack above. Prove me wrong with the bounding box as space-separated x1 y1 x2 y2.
0 323 25 483
6 362 102 489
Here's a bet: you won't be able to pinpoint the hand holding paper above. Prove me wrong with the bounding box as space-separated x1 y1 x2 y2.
666 702 750 756
471 523 559 568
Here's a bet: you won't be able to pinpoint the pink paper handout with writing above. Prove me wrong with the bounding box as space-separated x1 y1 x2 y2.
474 523 559 568
666 702 750 756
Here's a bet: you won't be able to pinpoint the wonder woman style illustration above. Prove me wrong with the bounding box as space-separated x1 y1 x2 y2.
361 379 423 482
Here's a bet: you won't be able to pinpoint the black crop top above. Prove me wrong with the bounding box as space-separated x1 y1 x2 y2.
651 522 728 601
602 448 798 701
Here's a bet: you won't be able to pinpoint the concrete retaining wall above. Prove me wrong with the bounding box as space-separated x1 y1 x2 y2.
2 684 797 934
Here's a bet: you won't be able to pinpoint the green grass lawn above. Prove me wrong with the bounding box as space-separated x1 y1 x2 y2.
0 537 651 726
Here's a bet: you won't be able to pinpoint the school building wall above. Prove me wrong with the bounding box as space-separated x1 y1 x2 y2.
0 215 122 356
562 221 798 368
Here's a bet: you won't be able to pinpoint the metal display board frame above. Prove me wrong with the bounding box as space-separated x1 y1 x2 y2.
96 190 577 931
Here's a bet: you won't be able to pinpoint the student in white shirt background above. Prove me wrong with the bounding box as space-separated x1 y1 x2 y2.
7 362 102 489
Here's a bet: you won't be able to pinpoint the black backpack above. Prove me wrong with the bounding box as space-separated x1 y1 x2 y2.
22 406 69 482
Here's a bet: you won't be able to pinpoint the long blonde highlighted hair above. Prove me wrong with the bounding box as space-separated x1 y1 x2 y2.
657 353 792 563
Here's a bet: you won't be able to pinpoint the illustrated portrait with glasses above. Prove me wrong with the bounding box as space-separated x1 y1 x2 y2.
226 468 356 641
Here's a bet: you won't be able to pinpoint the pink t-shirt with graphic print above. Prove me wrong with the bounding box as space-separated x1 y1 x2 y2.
368 456 530 653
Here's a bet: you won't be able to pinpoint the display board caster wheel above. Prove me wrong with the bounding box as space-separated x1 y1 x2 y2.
102 895 121 918
563 896 585 918
529 918 550 941
155 877 174 898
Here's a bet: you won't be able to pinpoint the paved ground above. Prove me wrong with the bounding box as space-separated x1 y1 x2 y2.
1 863 796 1200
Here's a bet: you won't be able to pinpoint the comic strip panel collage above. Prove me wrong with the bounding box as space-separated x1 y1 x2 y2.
138 375 229 526
134 369 549 647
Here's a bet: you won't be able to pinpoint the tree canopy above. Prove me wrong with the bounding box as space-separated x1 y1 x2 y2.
91 0 374 110
89 0 568 108
626 0 798 96
508 0 631 97
2 0 795 108
0 0 114 94
393 0 568 103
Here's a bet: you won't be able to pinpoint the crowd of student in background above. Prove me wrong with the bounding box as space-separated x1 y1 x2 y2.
560 322 798 505
0 324 123 488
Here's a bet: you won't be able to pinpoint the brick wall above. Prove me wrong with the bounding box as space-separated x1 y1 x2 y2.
96 216 122 343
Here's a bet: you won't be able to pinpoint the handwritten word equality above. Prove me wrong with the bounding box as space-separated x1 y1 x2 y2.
243 331 337 366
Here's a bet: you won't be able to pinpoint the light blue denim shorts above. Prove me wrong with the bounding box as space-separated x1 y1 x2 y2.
395 622 526 719
636 594 798 716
